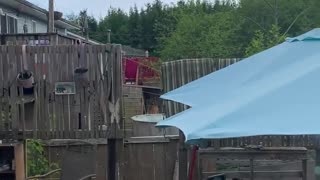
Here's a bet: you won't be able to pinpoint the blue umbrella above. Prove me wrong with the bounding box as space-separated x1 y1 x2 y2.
157 28 320 142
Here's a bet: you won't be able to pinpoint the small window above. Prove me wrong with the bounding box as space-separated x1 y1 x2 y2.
7 15 17 34
32 21 36 33
1 15 7 34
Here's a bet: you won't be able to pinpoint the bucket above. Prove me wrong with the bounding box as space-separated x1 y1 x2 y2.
17 71 34 89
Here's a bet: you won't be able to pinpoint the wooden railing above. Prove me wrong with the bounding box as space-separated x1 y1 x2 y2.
198 147 308 180
0 44 122 140
212 135 320 149
0 33 79 46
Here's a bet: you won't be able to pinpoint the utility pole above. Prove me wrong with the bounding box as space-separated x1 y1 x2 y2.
84 13 89 43
48 0 55 33
107 29 111 43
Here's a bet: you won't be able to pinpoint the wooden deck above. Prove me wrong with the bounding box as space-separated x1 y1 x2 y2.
0 33 80 46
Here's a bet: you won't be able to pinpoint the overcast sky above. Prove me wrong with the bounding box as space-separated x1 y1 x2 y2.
28 0 177 20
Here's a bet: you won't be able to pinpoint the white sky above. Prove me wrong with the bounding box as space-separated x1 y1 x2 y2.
28 0 177 20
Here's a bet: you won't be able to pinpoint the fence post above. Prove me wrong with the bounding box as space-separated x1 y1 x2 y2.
179 131 188 180
316 149 320 180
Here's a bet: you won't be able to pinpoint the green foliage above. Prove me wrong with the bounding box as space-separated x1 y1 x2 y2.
244 30 266 57
65 0 320 59
66 10 98 40
27 139 58 177
97 8 129 44
160 11 243 60
245 25 286 57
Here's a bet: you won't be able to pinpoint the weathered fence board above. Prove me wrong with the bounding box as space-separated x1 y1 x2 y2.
122 136 179 180
161 58 240 117
0 44 122 140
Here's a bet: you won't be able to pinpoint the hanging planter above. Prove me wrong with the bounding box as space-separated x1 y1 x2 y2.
17 71 34 89
74 67 89 87
54 11 63 20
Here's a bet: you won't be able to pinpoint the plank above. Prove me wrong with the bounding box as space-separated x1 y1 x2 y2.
17 46 26 138
39 46 46 138
34 45 41 138
49 45 58 139
8 46 18 139
0 46 3 131
43 46 50 139
203 170 303 179
60 46 70 138
71 45 78 138
199 147 308 161
28 46 36 138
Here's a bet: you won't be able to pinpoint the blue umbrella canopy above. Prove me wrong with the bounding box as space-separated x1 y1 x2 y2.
157 28 320 142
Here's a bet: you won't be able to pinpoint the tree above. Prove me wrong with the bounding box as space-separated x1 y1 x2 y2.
65 0 320 59
65 10 98 40
160 11 243 61
245 25 285 57
140 0 165 53
97 8 129 44
127 6 142 48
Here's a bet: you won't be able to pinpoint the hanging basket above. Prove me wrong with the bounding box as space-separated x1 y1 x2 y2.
74 67 89 86
54 11 63 20
17 71 34 88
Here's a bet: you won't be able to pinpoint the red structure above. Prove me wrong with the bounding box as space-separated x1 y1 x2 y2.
123 57 160 86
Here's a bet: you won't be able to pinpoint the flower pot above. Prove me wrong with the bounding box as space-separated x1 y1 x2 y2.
17 71 34 89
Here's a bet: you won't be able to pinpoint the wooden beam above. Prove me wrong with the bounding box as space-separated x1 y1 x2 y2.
315 149 320 180
203 170 303 179
15 142 26 180
125 137 171 144
302 159 307 180
199 147 308 161
250 158 254 180
41 138 109 146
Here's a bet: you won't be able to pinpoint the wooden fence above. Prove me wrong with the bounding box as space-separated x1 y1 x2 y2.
43 141 109 180
122 136 179 180
161 58 240 117
0 44 122 140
